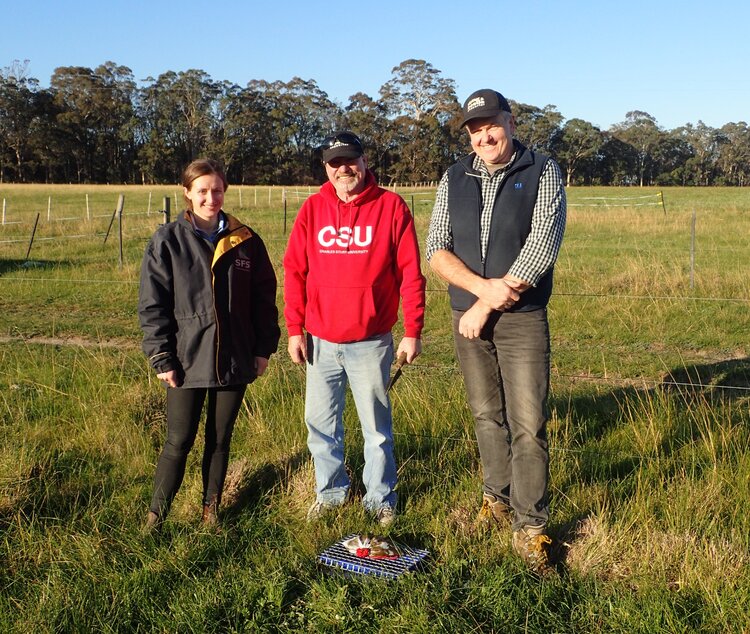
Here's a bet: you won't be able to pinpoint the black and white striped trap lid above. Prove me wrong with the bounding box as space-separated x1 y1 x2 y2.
317 534 429 580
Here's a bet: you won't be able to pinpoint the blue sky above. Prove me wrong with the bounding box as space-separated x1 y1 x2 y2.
3 0 748 131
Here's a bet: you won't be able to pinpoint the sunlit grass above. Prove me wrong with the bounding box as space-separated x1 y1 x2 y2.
1 185 749 632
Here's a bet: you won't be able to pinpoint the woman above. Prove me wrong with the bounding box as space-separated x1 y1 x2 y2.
138 158 280 532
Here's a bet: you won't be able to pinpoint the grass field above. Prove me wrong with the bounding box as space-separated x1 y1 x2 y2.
1 184 749 632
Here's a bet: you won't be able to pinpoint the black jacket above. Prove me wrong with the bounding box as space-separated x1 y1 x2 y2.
138 211 280 388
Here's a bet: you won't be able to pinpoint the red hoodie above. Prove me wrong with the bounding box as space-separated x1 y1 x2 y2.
283 171 425 343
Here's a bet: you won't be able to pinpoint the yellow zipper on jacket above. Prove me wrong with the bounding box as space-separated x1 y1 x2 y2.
210 216 254 384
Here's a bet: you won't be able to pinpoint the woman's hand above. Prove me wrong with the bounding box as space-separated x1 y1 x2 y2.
156 369 182 388
255 357 269 376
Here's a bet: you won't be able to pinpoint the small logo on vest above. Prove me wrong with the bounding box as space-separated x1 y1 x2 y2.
514 182 523 190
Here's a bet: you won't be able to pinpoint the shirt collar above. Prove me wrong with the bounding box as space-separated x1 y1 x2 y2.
472 150 518 177
190 211 228 243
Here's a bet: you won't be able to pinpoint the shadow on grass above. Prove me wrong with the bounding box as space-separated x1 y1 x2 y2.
553 356 750 486
220 449 309 520
550 355 750 567
0 448 115 527
661 356 750 401
0 258 60 275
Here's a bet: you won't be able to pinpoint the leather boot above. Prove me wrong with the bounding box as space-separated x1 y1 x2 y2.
201 497 220 530
141 511 163 535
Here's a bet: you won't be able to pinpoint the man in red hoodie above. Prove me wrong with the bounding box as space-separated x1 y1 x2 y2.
283 131 426 527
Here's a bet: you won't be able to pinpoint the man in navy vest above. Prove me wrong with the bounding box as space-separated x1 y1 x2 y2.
426 89 566 575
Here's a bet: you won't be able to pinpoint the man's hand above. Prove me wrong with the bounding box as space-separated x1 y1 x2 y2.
396 336 422 364
458 300 494 339
287 334 307 364
477 278 520 311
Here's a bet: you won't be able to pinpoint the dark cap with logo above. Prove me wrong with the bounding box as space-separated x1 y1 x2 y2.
320 131 364 163
460 89 512 127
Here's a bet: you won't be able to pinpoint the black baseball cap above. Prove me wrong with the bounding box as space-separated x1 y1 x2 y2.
320 131 364 163
460 89 512 127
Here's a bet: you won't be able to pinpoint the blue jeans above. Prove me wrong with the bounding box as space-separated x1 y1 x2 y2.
452 308 550 531
304 333 396 511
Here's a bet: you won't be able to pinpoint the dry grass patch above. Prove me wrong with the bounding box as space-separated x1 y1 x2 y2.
565 514 749 591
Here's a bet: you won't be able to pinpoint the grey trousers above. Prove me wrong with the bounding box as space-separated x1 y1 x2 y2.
452 307 550 531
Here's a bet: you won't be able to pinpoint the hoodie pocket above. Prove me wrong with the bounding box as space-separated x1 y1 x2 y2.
308 285 376 341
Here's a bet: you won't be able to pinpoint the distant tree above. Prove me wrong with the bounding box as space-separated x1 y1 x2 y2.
673 121 723 185
93 62 138 182
275 77 340 183
137 69 220 183
554 118 603 186
50 63 137 183
211 81 268 184
50 65 99 182
379 59 458 123
652 133 694 185
343 92 394 178
597 133 639 185
717 121 750 186
609 111 665 186
387 114 461 183
377 59 461 183
0 60 41 182
233 79 286 183
511 102 563 154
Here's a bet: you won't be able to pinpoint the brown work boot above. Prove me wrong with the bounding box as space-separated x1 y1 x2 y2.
141 511 163 536
476 493 512 530
201 498 220 530
512 526 554 577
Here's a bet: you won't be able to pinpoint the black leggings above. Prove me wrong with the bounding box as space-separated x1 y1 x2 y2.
149 384 247 517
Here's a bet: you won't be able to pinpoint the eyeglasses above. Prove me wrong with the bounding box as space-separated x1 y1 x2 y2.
320 132 363 151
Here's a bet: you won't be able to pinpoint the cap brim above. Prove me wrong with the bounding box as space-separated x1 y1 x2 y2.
322 147 363 163
461 108 504 127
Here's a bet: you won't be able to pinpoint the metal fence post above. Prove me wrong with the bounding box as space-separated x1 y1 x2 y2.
117 194 124 269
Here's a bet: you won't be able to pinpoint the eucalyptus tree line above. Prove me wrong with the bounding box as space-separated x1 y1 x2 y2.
50 63 138 183
1 58 748 186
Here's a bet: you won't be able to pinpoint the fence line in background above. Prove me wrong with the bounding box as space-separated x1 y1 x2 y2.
2 188 673 227
1 273 749 307
10 228 746 258
2 271 750 306
1 328 746 397
568 191 666 213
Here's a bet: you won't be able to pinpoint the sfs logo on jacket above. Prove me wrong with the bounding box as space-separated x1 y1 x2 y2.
234 258 252 270
317 225 373 248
